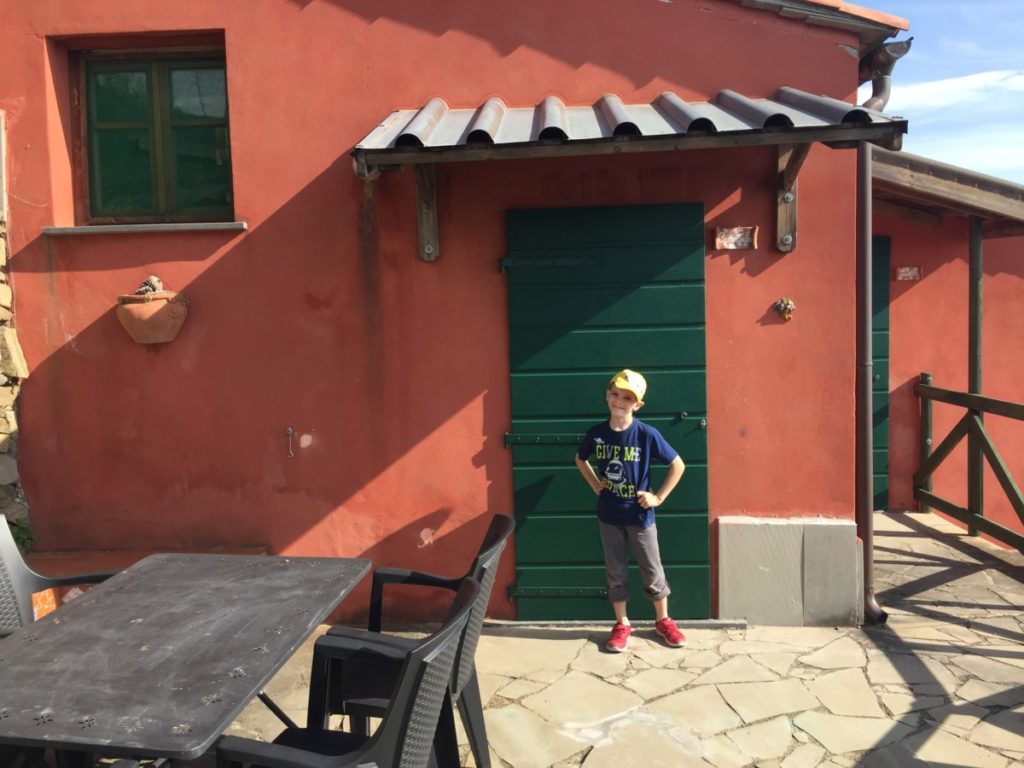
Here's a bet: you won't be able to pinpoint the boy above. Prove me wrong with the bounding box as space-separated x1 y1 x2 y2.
575 369 687 652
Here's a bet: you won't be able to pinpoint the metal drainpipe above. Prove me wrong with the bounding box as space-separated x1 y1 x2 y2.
857 142 887 625
854 38 909 626
860 38 913 112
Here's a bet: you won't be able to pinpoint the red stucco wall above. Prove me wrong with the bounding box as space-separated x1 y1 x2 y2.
2 0 868 619
877 212 1024 543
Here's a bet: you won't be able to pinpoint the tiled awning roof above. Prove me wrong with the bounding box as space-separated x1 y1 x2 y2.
352 88 907 177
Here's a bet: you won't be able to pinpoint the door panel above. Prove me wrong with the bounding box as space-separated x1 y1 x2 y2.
510 418 708 463
508 284 706 328
511 372 707 418
515 515 710 563
514 565 712 620
510 328 707 370
512 466 710 514
872 236 891 510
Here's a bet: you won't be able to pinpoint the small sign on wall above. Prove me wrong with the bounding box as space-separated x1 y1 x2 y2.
714 226 758 250
894 266 923 281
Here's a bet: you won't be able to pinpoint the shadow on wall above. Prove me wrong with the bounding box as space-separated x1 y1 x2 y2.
12 118 792 620
13 0 813 621
881 215 1020 289
12 150 522 618
284 0 852 97
877 213 1024 541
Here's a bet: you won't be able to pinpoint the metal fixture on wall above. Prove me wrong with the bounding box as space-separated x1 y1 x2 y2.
772 297 796 320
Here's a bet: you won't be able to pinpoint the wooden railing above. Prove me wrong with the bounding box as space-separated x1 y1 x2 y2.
916 372 1024 551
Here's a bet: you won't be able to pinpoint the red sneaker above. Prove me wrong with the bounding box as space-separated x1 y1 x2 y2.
655 618 687 648
606 622 632 652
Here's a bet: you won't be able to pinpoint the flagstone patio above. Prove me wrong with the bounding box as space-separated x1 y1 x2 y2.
222 511 1024 767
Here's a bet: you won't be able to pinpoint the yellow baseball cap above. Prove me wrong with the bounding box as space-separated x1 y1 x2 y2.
609 369 647 401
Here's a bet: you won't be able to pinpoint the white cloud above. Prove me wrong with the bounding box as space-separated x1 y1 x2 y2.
856 69 1024 182
903 126 1024 184
884 70 1024 111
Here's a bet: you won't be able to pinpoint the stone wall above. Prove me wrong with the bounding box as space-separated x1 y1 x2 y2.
0 114 30 534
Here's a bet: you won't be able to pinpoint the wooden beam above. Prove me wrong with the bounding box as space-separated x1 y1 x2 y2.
872 162 1024 222
913 412 971 487
967 215 984 535
776 144 807 252
983 220 1024 239
872 198 943 228
914 383 1024 420
914 489 1024 551
780 143 811 193
873 183 1024 238
872 180 977 215
973 416 1024 526
415 164 439 262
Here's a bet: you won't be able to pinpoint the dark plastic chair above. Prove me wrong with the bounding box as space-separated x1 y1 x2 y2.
0 513 118 638
0 745 47 768
216 578 480 768
0 514 121 766
306 513 514 768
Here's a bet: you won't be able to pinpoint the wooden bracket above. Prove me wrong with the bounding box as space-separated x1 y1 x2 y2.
415 164 439 262
776 143 811 253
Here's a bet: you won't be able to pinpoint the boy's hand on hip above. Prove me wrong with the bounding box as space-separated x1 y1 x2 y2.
637 491 661 509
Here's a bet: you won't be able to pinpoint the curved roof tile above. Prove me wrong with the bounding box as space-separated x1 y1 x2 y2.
361 87 902 151
352 89 906 177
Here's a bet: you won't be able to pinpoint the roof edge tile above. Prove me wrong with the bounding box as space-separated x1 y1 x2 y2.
734 0 909 53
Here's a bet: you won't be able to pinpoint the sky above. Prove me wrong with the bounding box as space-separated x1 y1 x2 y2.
855 1 1024 184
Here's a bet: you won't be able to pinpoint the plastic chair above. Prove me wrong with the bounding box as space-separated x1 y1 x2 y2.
306 513 514 768
0 513 118 638
0 514 122 766
0 745 47 768
216 578 480 768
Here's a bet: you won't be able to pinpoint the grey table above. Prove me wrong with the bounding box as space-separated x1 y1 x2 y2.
0 552 370 766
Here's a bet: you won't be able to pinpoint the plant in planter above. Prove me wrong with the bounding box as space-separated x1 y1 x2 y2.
772 296 796 321
116 276 189 344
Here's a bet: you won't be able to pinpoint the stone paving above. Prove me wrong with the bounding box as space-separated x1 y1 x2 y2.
222 511 1024 768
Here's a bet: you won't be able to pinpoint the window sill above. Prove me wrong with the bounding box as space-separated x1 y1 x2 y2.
42 221 248 236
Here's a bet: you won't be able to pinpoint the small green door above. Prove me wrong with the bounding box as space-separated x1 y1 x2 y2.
873 236 891 509
504 204 710 620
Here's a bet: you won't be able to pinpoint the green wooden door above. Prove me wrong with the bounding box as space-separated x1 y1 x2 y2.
504 204 710 620
873 236 891 510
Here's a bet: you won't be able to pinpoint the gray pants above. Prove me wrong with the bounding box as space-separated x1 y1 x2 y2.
599 521 671 603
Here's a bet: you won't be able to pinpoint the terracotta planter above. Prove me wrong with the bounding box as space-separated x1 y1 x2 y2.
115 291 188 344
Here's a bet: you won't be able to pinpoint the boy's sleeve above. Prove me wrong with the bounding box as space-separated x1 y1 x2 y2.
651 427 679 464
578 429 594 460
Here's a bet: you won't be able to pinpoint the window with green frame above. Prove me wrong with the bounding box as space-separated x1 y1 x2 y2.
85 56 233 221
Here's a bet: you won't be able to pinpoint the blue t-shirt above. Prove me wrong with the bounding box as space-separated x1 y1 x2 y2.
577 419 678 528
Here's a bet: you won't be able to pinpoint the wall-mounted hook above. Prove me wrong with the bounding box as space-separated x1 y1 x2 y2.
286 427 295 458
